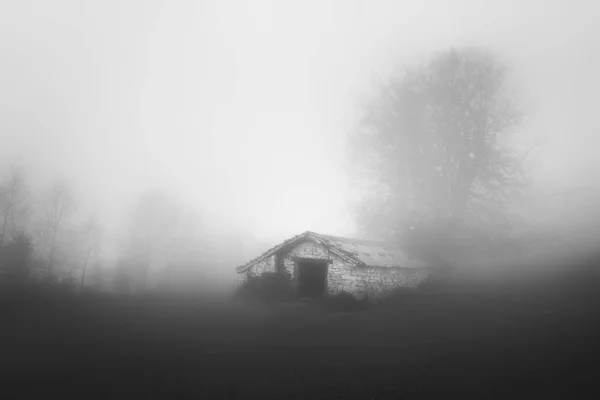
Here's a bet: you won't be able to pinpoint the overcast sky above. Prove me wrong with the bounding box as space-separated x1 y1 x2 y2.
1 0 599 246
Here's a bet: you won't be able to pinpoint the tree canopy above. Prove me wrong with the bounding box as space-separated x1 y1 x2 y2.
350 47 529 253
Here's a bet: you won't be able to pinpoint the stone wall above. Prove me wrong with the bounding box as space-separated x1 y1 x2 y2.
323 263 428 299
282 240 331 280
239 255 276 285
240 238 429 299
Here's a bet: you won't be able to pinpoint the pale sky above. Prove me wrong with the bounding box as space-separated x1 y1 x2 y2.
1 0 599 247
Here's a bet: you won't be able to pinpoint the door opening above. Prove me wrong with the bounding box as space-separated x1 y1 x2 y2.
297 261 327 297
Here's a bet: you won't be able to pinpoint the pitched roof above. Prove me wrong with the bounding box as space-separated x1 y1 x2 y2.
236 231 428 273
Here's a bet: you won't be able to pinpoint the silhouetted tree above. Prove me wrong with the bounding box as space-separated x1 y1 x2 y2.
0 166 28 251
89 260 105 291
123 190 202 290
114 259 133 295
40 182 76 279
78 216 103 290
350 47 529 252
1 231 34 284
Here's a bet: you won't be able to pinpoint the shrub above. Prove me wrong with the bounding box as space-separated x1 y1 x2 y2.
317 291 371 312
233 272 296 305
0 231 34 285
371 285 421 308
416 276 445 291
114 272 133 296
59 275 79 292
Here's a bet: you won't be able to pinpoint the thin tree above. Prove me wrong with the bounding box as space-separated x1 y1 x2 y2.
125 190 189 291
0 166 27 251
79 216 103 290
44 182 75 278
2 230 34 283
89 260 105 291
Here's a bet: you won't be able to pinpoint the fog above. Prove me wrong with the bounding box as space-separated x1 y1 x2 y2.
1 0 599 288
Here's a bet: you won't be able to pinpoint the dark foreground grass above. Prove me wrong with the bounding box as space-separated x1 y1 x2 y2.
2 266 600 399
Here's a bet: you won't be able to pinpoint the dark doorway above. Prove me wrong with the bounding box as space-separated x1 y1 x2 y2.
297 261 327 297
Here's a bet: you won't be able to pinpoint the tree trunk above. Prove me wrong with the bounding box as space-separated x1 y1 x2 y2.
47 226 59 275
0 212 8 251
80 247 93 290
47 247 56 278
0 185 18 251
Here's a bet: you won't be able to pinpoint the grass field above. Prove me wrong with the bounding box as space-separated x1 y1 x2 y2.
2 263 599 399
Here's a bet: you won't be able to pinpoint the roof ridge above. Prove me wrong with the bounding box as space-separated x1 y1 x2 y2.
318 233 400 245
236 231 423 273
236 231 312 272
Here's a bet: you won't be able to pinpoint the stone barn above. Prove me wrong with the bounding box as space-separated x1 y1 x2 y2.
236 231 444 299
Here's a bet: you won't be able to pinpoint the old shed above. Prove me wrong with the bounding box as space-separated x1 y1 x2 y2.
236 231 442 299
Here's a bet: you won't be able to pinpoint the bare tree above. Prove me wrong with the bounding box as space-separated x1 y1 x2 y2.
162 208 204 288
2 230 34 283
114 258 134 296
43 182 76 278
79 216 103 290
123 190 200 291
89 260 105 291
0 166 28 251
